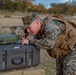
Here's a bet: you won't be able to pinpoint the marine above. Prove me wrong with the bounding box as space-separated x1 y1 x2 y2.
21 14 76 75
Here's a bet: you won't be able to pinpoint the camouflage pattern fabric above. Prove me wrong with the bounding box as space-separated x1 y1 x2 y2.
22 13 38 30
29 19 64 50
56 50 76 75
28 15 76 75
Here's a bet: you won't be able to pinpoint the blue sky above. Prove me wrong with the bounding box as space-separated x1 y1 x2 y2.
33 0 69 8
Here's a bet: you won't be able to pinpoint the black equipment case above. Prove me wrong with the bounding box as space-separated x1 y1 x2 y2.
0 44 40 71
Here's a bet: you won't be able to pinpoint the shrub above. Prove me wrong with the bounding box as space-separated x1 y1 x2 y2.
5 14 12 18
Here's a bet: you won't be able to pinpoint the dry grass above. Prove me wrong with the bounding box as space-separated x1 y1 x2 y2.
0 17 23 34
39 50 56 75
0 15 76 27
65 17 76 24
0 14 49 34
0 18 23 27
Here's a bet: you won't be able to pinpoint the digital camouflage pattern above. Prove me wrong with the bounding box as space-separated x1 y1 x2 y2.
22 13 38 30
29 16 65 50
28 15 76 75
29 15 76 58
56 50 76 75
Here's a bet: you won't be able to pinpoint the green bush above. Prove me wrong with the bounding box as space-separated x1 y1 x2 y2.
5 14 12 18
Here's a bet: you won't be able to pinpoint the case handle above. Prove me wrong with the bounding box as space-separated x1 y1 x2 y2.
11 56 23 65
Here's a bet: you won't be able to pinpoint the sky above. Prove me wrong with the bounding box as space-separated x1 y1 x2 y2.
33 0 69 9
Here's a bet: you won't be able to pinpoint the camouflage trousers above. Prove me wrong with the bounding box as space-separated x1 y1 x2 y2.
56 50 76 75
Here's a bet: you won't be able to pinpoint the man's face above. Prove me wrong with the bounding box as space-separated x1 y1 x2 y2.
27 18 41 35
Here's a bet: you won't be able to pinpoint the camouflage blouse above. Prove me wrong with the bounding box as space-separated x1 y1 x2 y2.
29 19 65 50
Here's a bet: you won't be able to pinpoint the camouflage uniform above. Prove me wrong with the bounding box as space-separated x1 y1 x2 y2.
28 17 76 75
56 50 76 75
22 14 76 75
